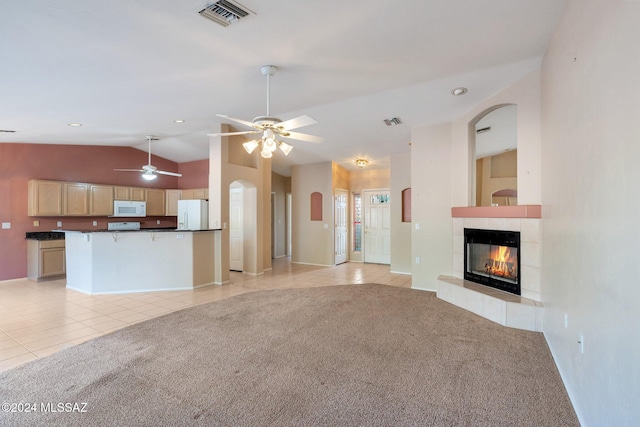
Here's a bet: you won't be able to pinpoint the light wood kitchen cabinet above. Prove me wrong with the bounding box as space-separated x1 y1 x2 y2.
131 187 146 201
114 186 130 200
181 188 208 200
114 186 146 201
27 239 66 281
146 188 166 216
63 183 89 216
165 189 181 216
28 180 63 216
89 184 114 216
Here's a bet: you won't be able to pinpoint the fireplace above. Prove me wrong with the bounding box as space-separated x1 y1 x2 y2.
464 228 521 295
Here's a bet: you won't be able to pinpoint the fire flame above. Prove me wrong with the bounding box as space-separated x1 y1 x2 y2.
487 245 516 278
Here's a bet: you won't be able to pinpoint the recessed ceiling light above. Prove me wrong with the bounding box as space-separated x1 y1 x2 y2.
68 123 82 127
174 119 185 123
451 87 467 96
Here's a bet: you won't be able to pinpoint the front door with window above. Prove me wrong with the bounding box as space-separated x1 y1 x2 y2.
363 190 391 264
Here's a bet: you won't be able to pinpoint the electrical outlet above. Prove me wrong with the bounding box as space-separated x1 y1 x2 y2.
93 221 98 227
564 313 568 328
57 221 62 227
415 257 421 264
33 220 40 227
157 220 161 225
578 333 584 354
415 223 420 230
1 222 10 229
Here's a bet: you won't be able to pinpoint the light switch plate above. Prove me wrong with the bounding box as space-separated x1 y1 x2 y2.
1 222 10 229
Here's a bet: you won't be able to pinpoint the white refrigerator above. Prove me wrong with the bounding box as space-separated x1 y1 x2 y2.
177 200 209 230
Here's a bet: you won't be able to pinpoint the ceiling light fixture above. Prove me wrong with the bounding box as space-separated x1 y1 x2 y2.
451 87 468 96
241 128 294 158
355 159 369 168
68 123 82 127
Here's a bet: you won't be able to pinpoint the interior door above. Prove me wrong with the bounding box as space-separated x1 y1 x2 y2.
335 189 348 265
363 190 391 265
229 187 243 271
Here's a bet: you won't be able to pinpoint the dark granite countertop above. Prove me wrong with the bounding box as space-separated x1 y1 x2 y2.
25 231 65 241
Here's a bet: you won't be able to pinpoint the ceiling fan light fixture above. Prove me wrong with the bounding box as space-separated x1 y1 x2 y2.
279 141 293 156
260 148 273 158
242 140 259 154
142 171 157 181
263 137 277 152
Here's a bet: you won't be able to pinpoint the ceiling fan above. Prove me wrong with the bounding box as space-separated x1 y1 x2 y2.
208 65 323 158
114 136 182 181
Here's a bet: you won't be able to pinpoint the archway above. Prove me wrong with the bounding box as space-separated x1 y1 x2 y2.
468 104 517 206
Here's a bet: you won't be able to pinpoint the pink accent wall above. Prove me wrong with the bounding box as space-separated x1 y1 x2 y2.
0 143 208 281
451 205 542 218
179 159 209 189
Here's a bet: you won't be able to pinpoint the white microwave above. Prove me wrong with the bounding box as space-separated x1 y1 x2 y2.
113 200 146 217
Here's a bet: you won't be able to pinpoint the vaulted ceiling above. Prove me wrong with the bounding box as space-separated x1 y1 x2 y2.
1 0 565 175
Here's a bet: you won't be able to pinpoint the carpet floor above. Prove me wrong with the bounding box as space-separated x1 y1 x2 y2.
0 284 578 426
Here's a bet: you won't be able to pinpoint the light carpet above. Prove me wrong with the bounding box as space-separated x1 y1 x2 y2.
0 284 578 426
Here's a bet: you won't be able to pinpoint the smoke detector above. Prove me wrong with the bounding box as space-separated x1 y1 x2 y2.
199 0 255 27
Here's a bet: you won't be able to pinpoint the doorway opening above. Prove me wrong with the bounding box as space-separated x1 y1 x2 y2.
229 180 257 273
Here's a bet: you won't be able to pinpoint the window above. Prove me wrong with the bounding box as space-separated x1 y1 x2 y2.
353 194 362 251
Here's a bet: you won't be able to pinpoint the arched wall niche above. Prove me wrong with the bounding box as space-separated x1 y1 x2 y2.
468 103 518 206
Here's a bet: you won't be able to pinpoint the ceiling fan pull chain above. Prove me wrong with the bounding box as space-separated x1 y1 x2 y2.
266 71 270 117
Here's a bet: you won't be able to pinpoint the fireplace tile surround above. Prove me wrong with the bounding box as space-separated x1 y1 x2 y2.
436 206 543 332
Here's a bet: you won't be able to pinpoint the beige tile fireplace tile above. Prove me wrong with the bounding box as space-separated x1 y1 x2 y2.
453 235 464 255
522 242 541 268
520 219 541 243
483 295 506 325
452 218 463 236
521 265 541 294
506 303 537 331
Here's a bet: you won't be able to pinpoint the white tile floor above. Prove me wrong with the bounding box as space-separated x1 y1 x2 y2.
0 259 411 373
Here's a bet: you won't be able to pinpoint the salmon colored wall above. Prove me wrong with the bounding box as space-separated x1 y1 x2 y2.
178 159 209 189
0 143 206 281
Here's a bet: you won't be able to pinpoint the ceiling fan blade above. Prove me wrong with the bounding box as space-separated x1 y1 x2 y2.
280 131 324 143
156 170 182 177
207 130 260 137
216 114 257 129
114 168 144 172
276 115 317 131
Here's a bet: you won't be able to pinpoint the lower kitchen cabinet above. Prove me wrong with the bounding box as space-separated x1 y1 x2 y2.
27 239 66 281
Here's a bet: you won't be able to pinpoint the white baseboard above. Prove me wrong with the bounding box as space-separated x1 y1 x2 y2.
291 261 334 268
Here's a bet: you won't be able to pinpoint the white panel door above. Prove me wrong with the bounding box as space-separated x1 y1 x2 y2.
229 188 243 271
335 189 348 265
363 190 391 265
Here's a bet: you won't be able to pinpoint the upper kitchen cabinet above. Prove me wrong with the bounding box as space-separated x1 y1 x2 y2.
89 184 114 216
165 189 181 216
28 180 63 216
63 183 90 216
146 188 165 216
181 188 209 200
114 186 146 201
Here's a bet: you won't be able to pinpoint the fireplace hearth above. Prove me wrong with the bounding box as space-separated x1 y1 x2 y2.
464 228 521 295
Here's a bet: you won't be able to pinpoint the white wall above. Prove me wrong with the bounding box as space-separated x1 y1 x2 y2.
410 122 453 291
291 161 334 266
390 152 412 274
540 1 640 425
451 70 542 207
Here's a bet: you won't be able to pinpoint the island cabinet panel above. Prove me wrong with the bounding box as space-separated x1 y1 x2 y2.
90 184 114 216
63 183 89 216
27 239 66 281
28 180 63 216
165 189 181 216
146 188 166 216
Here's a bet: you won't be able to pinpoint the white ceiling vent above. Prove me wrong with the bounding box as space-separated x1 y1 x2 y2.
199 0 254 27
383 117 403 126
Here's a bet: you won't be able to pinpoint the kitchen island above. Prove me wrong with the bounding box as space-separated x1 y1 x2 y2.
62 229 220 294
